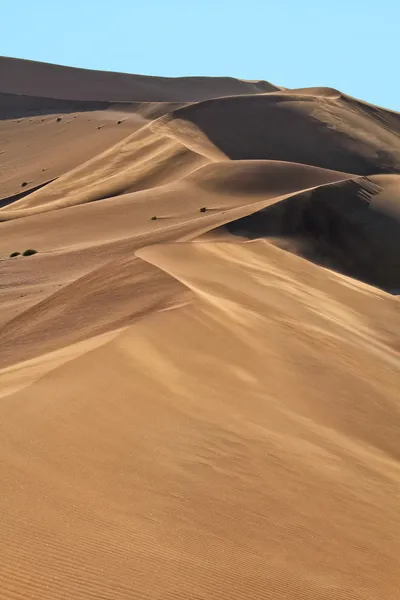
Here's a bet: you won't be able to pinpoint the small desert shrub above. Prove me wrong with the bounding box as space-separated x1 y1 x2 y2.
200 207 207 213
10 252 20 258
56 117 62 122
151 216 157 221
22 249 37 256
117 120 122 125
21 181 28 187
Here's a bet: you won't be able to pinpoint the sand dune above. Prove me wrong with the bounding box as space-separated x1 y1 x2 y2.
0 91 109 118
1 56 279 102
164 90 400 173
0 159 352 366
0 105 151 200
0 58 399 600
219 173 400 291
1 241 399 600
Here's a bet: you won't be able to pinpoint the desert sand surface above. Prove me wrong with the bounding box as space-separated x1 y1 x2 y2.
0 57 279 102
0 58 399 600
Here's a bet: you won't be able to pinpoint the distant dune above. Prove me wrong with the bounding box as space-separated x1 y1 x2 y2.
0 56 279 102
0 58 399 600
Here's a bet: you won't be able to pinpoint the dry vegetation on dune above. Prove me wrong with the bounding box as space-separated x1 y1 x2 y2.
0 58 399 600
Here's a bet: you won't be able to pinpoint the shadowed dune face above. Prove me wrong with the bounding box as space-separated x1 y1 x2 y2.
0 92 110 119
223 175 400 292
167 92 400 174
0 58 400 600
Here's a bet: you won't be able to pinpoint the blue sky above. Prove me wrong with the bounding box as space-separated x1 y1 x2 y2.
1 0 399 110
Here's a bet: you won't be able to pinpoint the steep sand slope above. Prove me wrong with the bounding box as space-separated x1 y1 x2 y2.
217 173 400 291
0 240 399 600
0 56 279 101
0 108 148 199
3 85 400 220
1 160 399 364
0 160 351 360
0 91 109 118
0 144 348 219
164 89 400 174
0 124 211 218
0 66 400 600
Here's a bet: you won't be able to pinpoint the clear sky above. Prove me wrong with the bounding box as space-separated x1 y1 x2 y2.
1 0 399 110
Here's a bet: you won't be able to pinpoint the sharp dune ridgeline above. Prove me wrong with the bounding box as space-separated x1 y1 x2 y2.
0 57 399 600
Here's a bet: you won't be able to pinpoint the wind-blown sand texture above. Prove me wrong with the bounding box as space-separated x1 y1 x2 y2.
0 57 399 600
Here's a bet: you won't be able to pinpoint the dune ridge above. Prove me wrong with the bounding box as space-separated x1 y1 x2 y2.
0 56 279 102
164 89 400 173
0 57 399 600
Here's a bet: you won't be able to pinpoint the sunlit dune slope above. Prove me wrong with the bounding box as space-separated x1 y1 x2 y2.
0 58 399 600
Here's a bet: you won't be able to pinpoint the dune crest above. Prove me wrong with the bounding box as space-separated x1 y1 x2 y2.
0 58 399 600
0 56 279 102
